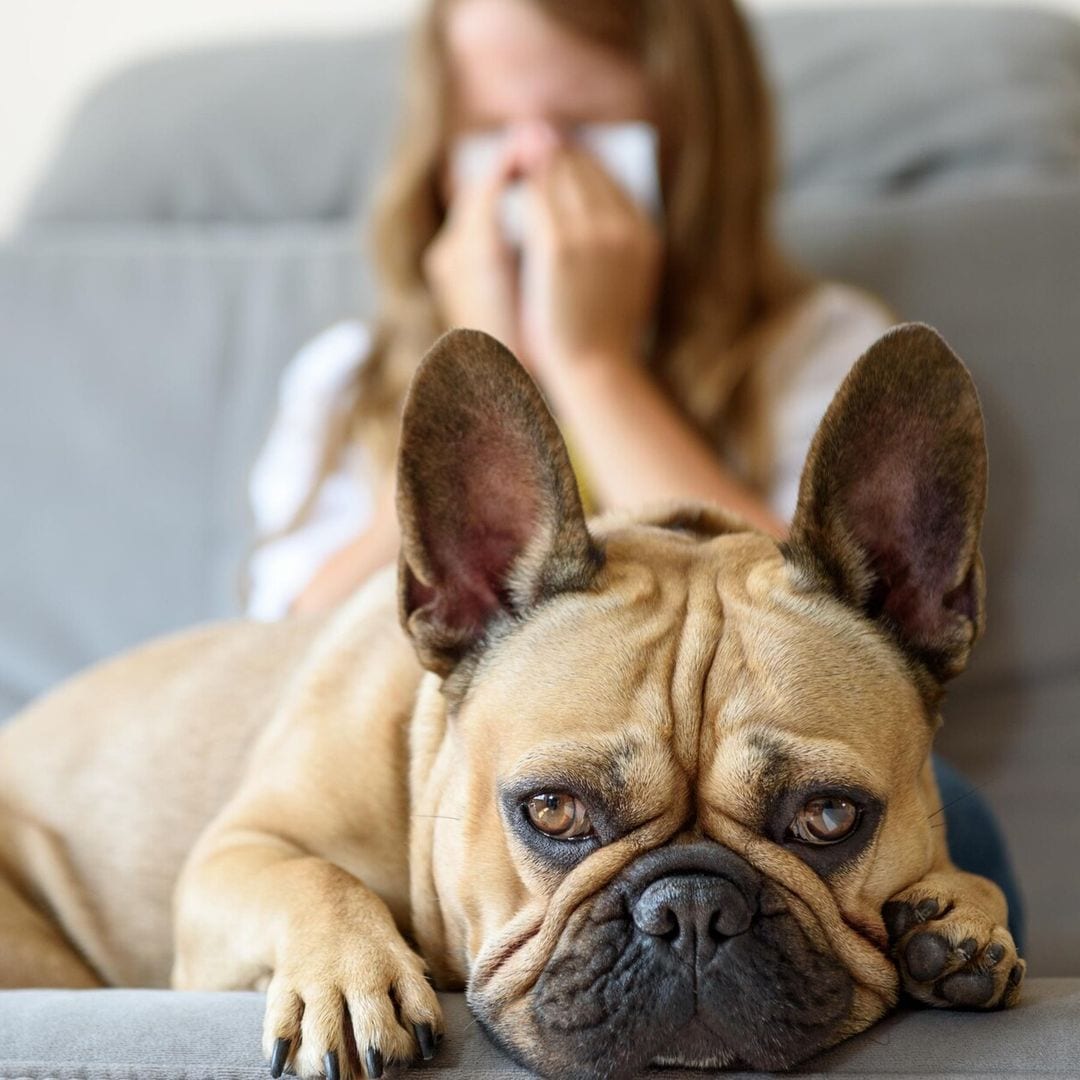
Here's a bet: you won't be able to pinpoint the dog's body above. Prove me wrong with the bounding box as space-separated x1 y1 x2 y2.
0 326 1022 1078
0 613 325 987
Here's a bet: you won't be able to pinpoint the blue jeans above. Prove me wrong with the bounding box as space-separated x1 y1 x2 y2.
934 756 1025 951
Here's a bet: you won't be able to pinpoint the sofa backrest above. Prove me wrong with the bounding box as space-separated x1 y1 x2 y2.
20 5 1080 227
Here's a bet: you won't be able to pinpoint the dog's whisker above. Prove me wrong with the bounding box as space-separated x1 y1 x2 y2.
927 779 992 820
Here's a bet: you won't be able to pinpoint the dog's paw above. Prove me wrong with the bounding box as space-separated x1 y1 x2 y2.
883 890 1024 1010
261 936 443 1078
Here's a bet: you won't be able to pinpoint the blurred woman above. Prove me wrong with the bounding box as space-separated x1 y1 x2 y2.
247 0 892 621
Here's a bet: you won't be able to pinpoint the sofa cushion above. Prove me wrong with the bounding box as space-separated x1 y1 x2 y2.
1 982 1079 1079
758 4 1080 198
22 33 407 226
21 5 1080 224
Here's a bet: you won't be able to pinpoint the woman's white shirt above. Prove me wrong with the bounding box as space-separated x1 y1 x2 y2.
246 322 375 621
760 284 895 523
246 284 894 620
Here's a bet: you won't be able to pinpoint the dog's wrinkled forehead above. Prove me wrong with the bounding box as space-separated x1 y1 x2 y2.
462 521 924 815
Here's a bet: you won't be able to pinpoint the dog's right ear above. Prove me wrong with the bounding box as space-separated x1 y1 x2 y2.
396 329 602 677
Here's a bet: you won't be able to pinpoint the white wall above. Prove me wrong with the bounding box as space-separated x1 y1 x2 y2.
1 0 1076 235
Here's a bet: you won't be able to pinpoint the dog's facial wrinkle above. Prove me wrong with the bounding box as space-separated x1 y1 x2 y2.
743 732 793 809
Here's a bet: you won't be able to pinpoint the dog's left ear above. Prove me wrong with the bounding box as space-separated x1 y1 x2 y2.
784 323 987 684
396 329 601 677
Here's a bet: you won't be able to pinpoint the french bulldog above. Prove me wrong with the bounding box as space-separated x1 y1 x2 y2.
0 324 1023 1078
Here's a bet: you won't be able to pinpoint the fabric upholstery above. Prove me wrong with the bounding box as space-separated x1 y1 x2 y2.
20 7 1080 224
1 982 1079 1079
22 35 407 225
757 5 1080 197
0 226 368 719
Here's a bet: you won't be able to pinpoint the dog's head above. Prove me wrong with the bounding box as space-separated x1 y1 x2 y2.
397 326 987 1076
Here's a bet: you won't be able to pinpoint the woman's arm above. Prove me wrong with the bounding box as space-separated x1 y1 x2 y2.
541 352 788 538
291 482 400 616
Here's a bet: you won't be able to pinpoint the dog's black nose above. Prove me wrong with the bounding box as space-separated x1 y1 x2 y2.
633 873 754 963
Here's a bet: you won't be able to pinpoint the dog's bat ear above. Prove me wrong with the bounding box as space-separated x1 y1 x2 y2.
396 329 602 677
784 323 987 685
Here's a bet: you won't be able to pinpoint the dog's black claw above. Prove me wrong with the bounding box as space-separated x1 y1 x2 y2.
1008 963 1024 987
957 936 978 961
905 931 950 982
915 898 940 920
985 942 1006 966
270 1037 290 1079
414 1022 437 1061
323 1050 340 1080
884 898 942 942
882 900 916 940
365 1047 384 1078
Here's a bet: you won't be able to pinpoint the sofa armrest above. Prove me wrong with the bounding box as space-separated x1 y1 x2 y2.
1 981 1077 1078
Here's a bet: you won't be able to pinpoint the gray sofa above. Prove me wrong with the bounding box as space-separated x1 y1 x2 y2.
2 4 1079 1076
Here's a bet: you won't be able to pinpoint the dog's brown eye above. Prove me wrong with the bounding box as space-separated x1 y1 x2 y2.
790 796 859 844
525 793 593 839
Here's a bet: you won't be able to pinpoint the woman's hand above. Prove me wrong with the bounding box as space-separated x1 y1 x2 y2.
422 150 521 354
521 144 662 384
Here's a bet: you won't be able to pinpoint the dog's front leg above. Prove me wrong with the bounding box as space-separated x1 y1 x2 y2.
172 607 442 1079
174 832 441 1079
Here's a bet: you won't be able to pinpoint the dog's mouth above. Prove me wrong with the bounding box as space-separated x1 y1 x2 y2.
468 842 865 1079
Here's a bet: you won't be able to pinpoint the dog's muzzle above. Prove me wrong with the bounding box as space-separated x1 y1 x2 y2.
500 841 855 1079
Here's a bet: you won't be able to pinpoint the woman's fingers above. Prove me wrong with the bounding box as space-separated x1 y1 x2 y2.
544 149 595 221
448 142 516 231
548 145 641 220
518 143 661 379
423 143 522 351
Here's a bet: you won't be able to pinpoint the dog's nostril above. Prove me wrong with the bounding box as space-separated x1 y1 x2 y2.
635 902 678 938
711 904 752 940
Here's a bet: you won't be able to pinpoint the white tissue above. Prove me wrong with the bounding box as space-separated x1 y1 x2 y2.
450 122 662 248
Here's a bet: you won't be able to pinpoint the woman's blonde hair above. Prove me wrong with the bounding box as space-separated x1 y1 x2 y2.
307 0 809 525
